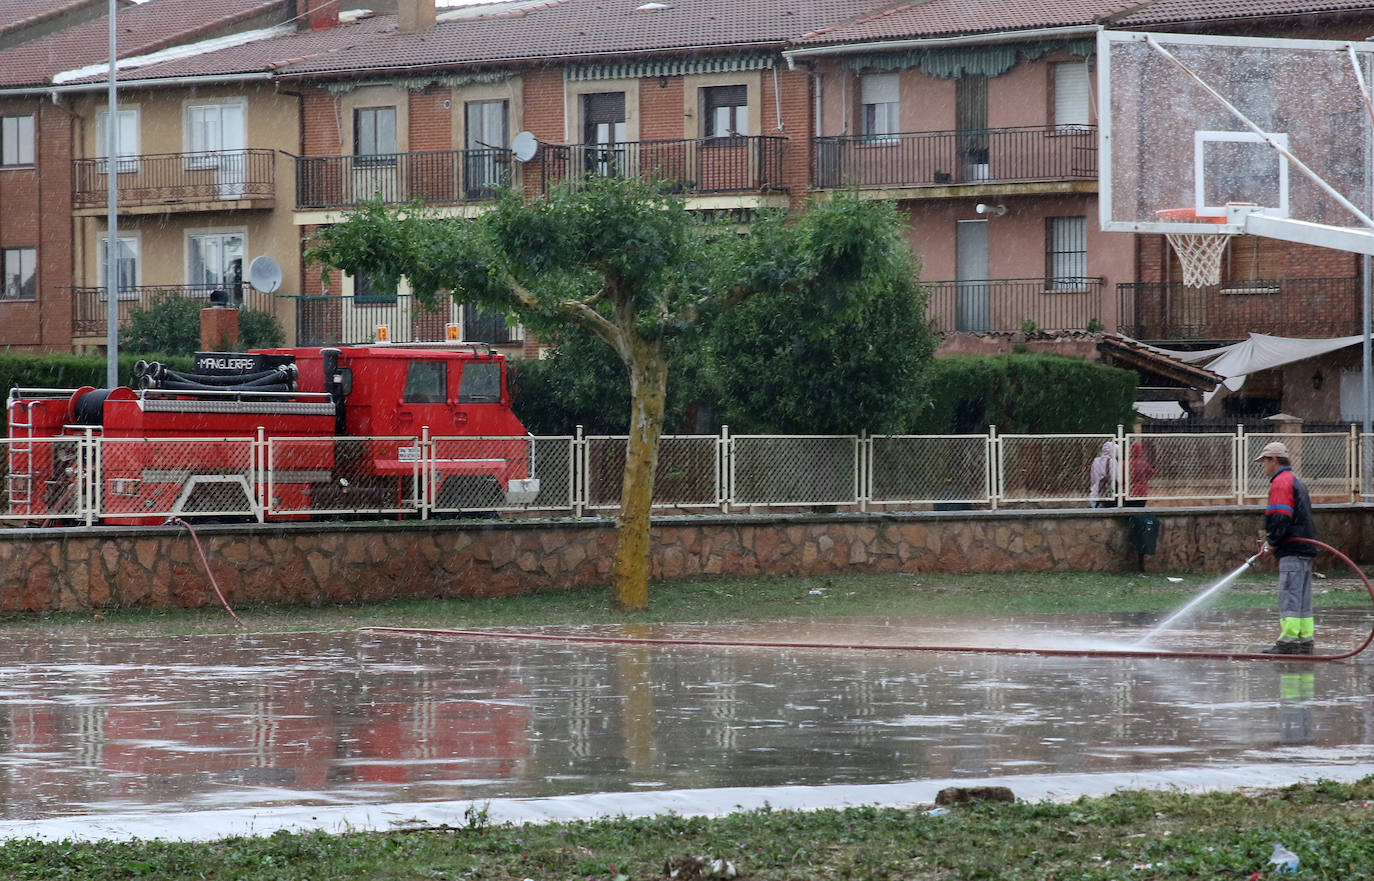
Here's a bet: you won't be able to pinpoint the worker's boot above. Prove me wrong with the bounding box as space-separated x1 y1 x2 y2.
1262 638 1310 655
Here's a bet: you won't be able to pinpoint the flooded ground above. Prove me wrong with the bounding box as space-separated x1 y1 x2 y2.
0 609 1370 839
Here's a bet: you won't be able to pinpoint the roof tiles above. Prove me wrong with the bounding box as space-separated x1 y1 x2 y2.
0 0 287 87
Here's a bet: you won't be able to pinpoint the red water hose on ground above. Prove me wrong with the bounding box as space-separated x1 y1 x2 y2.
171 518 246 629
365 538 1373 663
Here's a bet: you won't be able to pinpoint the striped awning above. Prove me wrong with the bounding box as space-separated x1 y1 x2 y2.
567 55 775 81
842 38 1094 78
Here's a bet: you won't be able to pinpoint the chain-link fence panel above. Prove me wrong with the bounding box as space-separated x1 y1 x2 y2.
97 437 257 522
869 435 990 505
1122 433 1236 502
526 436 575 513
583 435 721 511
1242 433 1352 503
429 435 541 513
266 436 420 517
1 436 89 523
730 435 858 507
998 434 1114 504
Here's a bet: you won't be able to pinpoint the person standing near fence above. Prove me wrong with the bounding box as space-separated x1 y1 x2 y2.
1089 441 1115 508
1257 441 1317 655
1127 441 1154 507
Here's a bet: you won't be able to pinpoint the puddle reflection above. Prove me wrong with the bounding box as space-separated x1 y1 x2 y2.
0 609 1370 821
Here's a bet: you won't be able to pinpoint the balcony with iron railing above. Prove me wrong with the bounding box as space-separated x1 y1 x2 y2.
1117 277 1362 342
295 148 512 210
289 293 517 347
925 277 1103 334
70 284 277 337
72 150 276 213
536 135 788 195
814 126 1097 191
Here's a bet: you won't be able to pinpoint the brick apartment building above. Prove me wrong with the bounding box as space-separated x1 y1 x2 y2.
6 0 1374 419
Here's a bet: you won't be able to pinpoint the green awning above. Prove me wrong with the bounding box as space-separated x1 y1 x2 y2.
842 38 1095 78
567 55 775 81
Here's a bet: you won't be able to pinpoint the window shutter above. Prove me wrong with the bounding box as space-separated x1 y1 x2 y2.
861 73 899 105
1055 63 1091 128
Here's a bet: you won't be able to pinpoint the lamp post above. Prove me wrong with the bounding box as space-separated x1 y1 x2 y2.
105 0 119 388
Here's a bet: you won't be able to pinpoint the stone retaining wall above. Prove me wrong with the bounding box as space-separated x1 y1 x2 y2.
0 507 1368 612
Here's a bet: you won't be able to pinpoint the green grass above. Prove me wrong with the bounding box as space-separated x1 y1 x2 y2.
1 569 1366 639
2 779 1373 879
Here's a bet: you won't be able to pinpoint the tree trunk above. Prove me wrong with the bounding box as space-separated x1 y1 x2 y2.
611 339 669 612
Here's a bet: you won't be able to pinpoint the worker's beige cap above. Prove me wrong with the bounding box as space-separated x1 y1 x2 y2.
1255 441 1290 461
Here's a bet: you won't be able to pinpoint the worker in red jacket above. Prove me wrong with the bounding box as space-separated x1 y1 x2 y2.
1256 441 1317 655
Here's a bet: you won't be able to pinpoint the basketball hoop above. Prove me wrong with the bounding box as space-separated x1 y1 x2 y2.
1157 207 1233 288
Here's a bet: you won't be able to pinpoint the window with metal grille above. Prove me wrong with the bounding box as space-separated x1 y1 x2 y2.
702 85 747 138
1 115 34 166
1045 216 1087 291
1 247 35 300
462 302 513 344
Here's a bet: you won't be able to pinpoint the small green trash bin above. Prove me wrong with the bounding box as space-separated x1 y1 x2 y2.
1128 513 1161 571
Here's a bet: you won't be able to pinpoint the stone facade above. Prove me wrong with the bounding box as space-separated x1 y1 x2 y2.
0 507 1367 612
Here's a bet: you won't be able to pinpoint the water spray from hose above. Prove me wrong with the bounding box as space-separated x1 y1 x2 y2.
1133 548 1265 647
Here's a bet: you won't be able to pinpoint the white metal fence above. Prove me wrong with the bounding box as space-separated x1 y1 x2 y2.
1 426 1365 525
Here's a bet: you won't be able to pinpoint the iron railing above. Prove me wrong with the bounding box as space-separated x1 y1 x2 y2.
537 135 787 194
3 425 1364 526
69 284 277 337
72 149 276 209
294 148 512 209
289 294 517 347
925 277 1103 334
814 125 1097 190
1117 277 1362 342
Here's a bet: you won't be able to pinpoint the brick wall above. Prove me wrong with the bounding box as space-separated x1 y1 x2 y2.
408 85 451 152
0 99 73 352
1 508 1367 612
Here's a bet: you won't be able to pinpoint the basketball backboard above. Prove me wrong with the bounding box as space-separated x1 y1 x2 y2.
1100 30 1374 238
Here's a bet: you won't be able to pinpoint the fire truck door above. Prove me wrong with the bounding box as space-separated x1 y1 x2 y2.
397 359 456 432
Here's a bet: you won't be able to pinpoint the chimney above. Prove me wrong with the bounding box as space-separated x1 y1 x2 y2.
397 0 436 32
295 0 340 31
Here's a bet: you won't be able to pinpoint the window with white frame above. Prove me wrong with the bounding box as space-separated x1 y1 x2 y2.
861 73 900 139
1 115 34 166
187 232 244 297
185 101 245 168
701 85 747 138
354 106 397 164
464 99 508 197
1053 62 1092 130
95 108 139 173
99 236 138 300
1 247 35 300
1046 216 1088 290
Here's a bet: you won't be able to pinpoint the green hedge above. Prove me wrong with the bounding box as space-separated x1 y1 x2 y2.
0 352 194 434
916 354 1138 434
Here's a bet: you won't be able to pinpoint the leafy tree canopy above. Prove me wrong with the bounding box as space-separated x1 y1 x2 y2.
306 177 935 611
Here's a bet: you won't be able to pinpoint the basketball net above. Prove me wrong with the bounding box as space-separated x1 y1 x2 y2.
1158 208 1233 288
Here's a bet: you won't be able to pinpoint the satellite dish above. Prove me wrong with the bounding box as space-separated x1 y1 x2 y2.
247 255 282 294
511 131 537 162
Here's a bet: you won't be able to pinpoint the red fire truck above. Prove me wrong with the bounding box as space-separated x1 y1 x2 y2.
6 345 539 525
